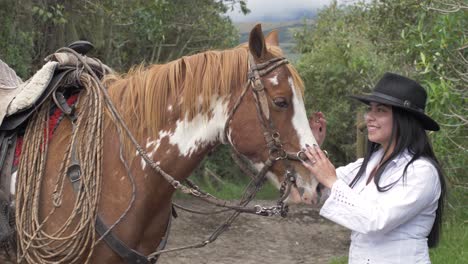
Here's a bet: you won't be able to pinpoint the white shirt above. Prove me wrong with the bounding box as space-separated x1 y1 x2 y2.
320 148 441 264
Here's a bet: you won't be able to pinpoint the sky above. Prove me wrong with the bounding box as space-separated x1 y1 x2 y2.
227 0 334 22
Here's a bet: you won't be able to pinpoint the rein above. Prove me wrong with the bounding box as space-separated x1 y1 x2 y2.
57 49 306 263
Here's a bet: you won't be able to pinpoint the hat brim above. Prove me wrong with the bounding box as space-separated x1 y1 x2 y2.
349 94 440 131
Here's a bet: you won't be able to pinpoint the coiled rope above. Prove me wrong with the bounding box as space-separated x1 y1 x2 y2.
15 73 104 263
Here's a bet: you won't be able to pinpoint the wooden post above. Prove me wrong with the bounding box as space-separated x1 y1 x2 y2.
356 111 367 158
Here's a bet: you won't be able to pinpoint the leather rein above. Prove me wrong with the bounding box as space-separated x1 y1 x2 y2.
57 48 307 263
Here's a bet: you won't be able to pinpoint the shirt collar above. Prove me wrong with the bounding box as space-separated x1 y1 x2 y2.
373 147 412 166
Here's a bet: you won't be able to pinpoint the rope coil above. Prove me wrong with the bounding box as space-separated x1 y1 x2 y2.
16 73 104 264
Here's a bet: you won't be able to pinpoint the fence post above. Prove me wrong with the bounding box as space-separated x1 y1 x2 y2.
356 111 367 158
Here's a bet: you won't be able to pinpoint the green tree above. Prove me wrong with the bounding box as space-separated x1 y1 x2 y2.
0 0 248 75
295 2 395 165
295 0 467 182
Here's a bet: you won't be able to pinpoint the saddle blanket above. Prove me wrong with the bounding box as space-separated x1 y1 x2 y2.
7 61 58 116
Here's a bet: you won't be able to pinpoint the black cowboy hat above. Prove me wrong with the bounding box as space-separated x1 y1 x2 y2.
350 72 440 131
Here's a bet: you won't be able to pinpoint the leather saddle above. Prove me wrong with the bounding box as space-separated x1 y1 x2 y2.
0 41 109 131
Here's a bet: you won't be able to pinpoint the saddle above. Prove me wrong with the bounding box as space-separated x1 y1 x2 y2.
1 41 111 131
0 40 111 255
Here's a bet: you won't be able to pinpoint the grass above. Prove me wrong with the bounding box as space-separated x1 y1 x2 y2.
429 186 468 264
174 174 279 200
329 256 347 264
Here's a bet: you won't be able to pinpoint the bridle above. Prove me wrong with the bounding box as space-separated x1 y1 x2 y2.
225 54 307 163
222 53 309 214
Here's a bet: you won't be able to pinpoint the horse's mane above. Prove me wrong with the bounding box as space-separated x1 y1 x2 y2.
103 45 304 139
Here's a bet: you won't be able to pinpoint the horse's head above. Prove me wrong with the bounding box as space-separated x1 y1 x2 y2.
227 24 320 205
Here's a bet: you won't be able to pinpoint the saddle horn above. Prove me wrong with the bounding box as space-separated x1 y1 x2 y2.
68 40 94 56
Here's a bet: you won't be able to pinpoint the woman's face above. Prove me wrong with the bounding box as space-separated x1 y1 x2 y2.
365 102 394 149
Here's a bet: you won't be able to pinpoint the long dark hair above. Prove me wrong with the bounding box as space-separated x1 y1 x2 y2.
349 106 446 248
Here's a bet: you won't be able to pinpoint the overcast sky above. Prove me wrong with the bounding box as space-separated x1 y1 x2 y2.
227 0 335 22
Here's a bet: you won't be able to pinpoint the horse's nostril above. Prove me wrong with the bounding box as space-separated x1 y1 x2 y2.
316 183 324 193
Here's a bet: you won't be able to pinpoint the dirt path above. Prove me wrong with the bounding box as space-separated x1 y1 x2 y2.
158 199 350 264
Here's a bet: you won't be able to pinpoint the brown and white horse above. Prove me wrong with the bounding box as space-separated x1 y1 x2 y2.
11 24 319 263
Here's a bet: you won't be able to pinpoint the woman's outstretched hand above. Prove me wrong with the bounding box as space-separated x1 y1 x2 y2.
301 144 337 189
309 112 327 146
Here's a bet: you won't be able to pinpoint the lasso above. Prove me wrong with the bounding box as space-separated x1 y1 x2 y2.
15 73 104 263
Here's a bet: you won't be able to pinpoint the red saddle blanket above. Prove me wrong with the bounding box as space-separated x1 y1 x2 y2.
13 94 79 167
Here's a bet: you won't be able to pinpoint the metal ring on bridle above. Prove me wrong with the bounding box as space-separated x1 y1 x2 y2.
296 150 308 162
269 148 288 160
272 131 280 140
254 205 263 214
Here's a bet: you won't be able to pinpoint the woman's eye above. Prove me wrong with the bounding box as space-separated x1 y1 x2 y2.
273 97 289 108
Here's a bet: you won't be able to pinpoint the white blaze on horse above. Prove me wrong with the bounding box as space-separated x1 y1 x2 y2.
0 24 319 263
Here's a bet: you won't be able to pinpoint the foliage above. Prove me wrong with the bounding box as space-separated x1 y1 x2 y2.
0 0 34 77
295 2 395 165
0 0 247 76
403 7 467 185
295 0 467 179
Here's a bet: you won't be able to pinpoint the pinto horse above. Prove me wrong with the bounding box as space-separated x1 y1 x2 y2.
9 24 319 263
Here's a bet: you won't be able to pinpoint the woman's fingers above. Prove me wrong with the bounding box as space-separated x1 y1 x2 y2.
313 144 326 160
303 146 316 164
301 159 313 170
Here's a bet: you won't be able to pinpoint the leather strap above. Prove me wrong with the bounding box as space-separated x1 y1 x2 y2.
94 208 173 264
0 132 16 200
95 216 150 264
66 156 151 264
372 91 424 113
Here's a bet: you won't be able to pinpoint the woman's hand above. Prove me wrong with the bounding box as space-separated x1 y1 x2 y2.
309 112 327 146
301 144 337 189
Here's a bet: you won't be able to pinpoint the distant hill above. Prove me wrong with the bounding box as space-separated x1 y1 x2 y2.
233 19 314 63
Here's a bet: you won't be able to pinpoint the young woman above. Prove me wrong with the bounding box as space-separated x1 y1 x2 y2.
304 72 446 263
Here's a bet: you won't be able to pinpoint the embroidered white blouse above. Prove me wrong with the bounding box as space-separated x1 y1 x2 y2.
320 148 441 264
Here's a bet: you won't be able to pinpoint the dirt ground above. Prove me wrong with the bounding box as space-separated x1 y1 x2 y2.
158 199 350 264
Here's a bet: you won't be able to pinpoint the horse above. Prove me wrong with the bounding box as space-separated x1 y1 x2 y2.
8 24 320 263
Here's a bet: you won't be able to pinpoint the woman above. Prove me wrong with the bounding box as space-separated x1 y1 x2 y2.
304 72 446 263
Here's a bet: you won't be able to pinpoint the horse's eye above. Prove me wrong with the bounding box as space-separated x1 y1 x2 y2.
273 97 289 108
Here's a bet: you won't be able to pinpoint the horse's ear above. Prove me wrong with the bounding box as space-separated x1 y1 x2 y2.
265 30 279 46
249 24 266 59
